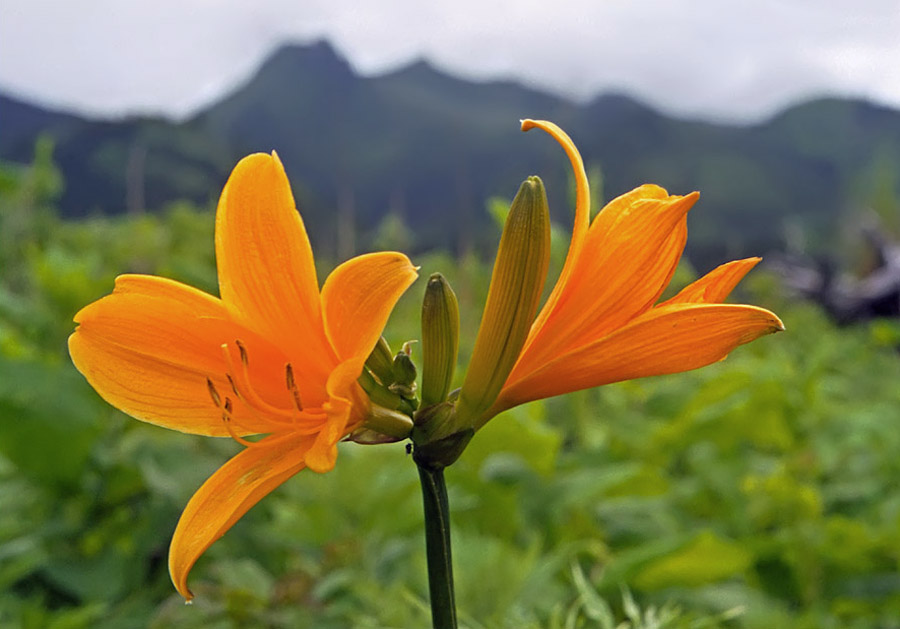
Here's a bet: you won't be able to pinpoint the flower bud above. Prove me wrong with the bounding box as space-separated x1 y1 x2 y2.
358 367 416 416
420 273 460 406
389 350 418 398
358 402 414 442
365 336 395 385
456 176 550 427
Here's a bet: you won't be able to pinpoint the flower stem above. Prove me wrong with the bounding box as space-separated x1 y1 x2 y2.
417 462 458 629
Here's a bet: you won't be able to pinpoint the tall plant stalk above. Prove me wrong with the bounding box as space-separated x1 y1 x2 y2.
417 463 458 629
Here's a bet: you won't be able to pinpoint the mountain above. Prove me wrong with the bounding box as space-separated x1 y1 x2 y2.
3 40 900 267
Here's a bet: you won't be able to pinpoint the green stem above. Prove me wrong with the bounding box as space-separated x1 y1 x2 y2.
417 463 458 629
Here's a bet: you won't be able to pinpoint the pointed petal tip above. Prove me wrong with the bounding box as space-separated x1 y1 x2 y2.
744 307 785 337
170 556 195 602
675 190 701 213
771 314 786 332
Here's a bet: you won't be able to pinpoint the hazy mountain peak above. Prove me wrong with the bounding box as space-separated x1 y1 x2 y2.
259 40 354 81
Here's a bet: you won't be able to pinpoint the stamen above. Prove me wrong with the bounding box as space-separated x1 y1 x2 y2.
220 396 259 448
235 339 249 365
221 342 293 421
220 342 325 430
207 374 262 436
226 374 240 397
206 377 222 408
285 363 303 411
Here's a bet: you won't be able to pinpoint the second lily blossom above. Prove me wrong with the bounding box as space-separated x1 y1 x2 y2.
450 120 784 433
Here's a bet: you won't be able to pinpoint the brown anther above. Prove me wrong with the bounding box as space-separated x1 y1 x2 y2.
285 363 303 411
226 373 241 398
219 395 257 448
285 363 295 389
235 339 249 365
206 377 222 408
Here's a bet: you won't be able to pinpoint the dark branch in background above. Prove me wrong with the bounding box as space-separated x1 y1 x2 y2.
772 211 900 324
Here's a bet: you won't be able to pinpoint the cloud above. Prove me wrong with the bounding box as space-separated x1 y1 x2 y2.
2 0 899 122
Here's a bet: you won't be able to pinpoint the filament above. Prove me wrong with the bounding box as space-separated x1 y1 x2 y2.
221 342 294 421
220 397 260 448
218 341 328 433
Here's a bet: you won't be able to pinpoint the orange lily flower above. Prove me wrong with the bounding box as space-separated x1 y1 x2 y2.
480 120 783 425
68 153 417 600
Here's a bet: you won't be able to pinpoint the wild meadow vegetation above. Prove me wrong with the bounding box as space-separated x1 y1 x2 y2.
2 147 900 628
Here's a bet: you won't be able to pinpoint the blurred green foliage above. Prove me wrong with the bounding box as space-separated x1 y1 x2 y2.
1 147 899 628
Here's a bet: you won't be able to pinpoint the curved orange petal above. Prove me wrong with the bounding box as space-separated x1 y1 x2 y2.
494 302 784 413
304 358 369 473
169 433 314 600
520 120 591 351
215 152 335 373
511 189 697 378
69 275 289 435
320 252 418 362
662 258 761 305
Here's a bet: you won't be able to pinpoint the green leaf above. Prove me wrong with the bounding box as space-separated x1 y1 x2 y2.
633 531 752 590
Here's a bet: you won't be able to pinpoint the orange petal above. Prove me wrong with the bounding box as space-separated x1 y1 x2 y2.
662 258 761 305
520 120 591 351
495 302 784 412
304 359 367 473
513 189 697 377
69 275 289 435
215 152 334 370
168 433 314 600
320 252 418 362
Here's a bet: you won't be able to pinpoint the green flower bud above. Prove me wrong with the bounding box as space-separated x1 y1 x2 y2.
456 176 550 427
358 367 416 416
420 273 460 406
389 350 418 398
365 336 395 385
360 402 414 441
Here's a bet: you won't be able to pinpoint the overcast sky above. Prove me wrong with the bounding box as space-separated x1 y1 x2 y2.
2 0 900 123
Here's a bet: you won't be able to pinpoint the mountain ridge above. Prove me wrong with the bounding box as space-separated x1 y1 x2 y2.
3 40 899 266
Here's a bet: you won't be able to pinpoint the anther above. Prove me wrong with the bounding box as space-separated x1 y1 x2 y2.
206 377 222 408
285 363 303 411
221 342 290 421
226 374 241 398
235 339 249 365
220 396 257 448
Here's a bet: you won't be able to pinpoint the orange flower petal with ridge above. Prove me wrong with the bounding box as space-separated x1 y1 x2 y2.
511 189 697 379
320 251 418 362
215 152 335 402
305 358 366 473
519 120 590 352
662 258 761 305
494 303 783 413
69 275 288 435
169 433 315 600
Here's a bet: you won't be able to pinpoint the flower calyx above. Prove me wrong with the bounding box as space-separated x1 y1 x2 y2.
353 337 420 444
411 393 473 470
